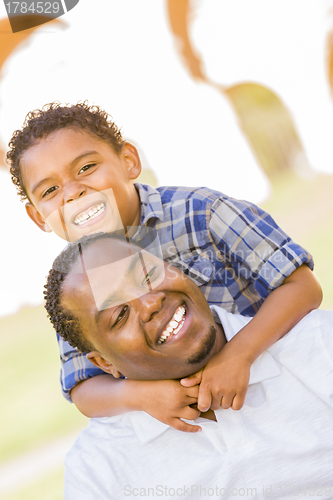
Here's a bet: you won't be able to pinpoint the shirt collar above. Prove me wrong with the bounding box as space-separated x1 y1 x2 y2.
210 306 282 385
135 183 164 226
128 307 281 444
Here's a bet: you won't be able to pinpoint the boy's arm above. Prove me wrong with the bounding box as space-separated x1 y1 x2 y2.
71 375 202 433
58 337 201 431
182 264 322 411
184 194 321 411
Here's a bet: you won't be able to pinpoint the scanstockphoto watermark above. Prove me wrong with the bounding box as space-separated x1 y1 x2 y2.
124 484 333 497
3 0 80 32
124 485 258 497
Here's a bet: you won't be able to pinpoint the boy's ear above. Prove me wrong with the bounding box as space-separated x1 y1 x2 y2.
25 202 52 233
87 352 122 378
122 142 142 180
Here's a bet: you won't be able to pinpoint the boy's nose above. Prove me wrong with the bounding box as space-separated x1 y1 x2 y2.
136 291 165 323
64 182 86 203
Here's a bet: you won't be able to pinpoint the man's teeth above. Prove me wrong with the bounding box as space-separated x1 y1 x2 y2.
158 306 186 344
74 203 105 225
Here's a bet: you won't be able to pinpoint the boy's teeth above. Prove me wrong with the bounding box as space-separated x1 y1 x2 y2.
158 306 186 344
74 203 105 225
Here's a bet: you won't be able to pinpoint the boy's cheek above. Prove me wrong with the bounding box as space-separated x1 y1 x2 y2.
46 209 69 240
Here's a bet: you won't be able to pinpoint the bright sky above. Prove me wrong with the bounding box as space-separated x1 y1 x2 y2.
0 0 332 316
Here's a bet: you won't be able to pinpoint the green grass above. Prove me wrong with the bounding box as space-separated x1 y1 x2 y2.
262 171 333 310
0 305 87 464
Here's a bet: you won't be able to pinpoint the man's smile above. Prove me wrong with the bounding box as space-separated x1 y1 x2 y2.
157 304 187 345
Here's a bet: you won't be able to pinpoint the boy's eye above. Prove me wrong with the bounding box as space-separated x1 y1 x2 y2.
78 163 96 174
42 186 58 198
113 305 129 327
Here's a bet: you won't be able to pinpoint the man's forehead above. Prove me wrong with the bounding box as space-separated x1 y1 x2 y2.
72 237 140 270
66 236 165 312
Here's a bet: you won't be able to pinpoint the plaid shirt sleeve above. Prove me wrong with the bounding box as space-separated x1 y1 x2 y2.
209 195 314 300
58 334 105 402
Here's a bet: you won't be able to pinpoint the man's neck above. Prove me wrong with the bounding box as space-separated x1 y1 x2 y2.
200 409 217 422
213 321 227 356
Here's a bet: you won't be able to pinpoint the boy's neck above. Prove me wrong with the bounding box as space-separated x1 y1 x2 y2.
124 186 141 236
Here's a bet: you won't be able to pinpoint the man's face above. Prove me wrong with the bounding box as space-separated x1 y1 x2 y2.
20 128 141 241
62 238 221 380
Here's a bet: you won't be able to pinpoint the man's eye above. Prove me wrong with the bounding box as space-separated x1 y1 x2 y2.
42 186 58 198
78 163 96 174
141 267 157 287
113 305 129 326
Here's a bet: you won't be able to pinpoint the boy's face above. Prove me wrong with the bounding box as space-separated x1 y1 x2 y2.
20 128 142 241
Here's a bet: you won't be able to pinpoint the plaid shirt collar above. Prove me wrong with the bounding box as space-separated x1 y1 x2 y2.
135 183 165 225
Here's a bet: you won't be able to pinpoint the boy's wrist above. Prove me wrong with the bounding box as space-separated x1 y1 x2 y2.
121 379 144 412
221 337 257 365
121 379 154 413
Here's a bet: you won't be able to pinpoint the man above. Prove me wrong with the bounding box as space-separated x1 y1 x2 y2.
45 232 333 499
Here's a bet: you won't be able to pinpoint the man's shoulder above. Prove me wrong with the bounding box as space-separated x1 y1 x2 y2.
267 309 333 370
65 416 135 463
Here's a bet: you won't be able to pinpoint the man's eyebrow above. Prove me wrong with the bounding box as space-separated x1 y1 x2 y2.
94 252 142 326
31 151 99 195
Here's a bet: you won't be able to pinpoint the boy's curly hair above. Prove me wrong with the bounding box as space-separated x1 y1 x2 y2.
6 101 125 201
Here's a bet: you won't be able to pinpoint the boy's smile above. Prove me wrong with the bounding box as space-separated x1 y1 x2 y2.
20 128 142 240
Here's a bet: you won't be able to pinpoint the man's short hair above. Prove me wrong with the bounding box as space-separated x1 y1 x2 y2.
44 232 125 353
7 101 125 201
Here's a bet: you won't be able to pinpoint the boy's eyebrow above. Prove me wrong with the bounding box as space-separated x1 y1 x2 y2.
31 176 54 195
94 252 142 326
70 150 99 166
30 151 99 195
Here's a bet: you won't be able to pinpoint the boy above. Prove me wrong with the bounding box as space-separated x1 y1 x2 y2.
7 101 322 432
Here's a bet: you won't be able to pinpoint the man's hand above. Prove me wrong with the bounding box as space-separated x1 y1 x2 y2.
136 379 202 433
181 344 251 412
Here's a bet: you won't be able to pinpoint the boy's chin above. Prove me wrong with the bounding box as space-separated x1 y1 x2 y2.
48 221 124 242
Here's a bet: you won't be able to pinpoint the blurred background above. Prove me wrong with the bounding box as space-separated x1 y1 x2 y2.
0 0 333 498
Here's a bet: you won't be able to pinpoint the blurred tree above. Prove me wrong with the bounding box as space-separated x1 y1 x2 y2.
166 0 310 181
327 27 333 95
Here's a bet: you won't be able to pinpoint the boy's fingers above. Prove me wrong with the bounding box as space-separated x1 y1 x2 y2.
221 393 236 409
181 406 201 421
231 393 245 411
180 370 203 387
171 419 202 433
210 395 222 411
185 385 199 399
197 389 212 412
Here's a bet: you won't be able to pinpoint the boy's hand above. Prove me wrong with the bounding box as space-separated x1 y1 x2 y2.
181 344 251 412
136 379 202 433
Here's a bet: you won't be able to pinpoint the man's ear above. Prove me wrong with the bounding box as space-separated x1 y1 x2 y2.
25 202 52 233
86 352 122 378
122 142 142 180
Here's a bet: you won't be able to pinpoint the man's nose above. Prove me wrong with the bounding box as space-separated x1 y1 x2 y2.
63 182 86 203
136 291 165 323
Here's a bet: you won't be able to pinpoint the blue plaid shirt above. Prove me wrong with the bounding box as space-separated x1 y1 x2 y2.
58 184 313 401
